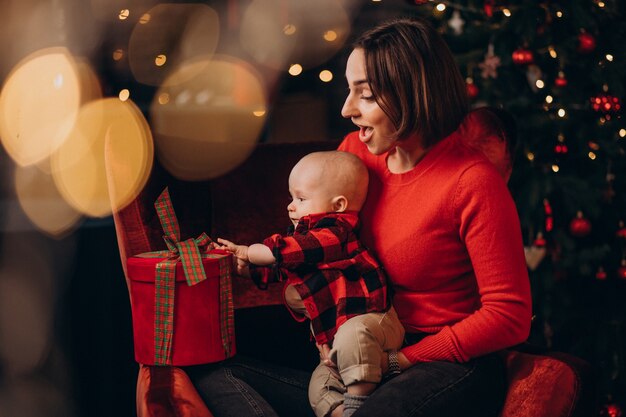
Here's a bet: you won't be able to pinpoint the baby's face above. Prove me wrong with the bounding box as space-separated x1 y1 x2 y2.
287 166 338 227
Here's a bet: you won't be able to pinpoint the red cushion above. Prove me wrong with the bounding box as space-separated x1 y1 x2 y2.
500 350 581 417
137 365 214 417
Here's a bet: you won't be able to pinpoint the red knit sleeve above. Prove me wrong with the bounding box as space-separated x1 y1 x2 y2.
401 162 532 363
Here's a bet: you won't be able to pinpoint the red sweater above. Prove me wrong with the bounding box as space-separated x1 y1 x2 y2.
339 129 532 364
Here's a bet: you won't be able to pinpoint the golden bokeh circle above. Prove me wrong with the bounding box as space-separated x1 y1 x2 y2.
51 98 153 217
14 163 83 237
0 48 81 166
150 56 266 180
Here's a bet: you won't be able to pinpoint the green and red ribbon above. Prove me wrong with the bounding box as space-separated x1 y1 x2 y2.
140 187 234 365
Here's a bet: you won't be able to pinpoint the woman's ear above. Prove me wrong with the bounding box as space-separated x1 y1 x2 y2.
332 196 348 212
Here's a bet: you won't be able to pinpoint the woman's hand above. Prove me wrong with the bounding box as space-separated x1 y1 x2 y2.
317 343 340 379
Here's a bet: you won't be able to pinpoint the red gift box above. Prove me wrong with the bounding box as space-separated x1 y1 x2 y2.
127 249 236 366
126 187 236 366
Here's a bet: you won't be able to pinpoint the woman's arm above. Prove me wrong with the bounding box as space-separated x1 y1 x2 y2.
400 163 532 364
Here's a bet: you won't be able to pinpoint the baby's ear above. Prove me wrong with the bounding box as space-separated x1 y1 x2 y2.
332 196 348 212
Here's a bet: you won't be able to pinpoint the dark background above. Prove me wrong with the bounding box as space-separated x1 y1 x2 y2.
1 0 625 416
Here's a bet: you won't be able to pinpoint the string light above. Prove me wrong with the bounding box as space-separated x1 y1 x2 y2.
527 152 535 161
288 64 303 76
502 8 511 17
158 93 169 105
597 1 605 7
551 164 559 173
545 95 554 104
119 9 130 20
323 31 338 42
557 108 566 118
588 152 597 160
112 49 124 61
556 10 563 17
619 129 626 138
436 3 446 12
549 47 558 59
536 80 545 89
119 89 130 101
319 70 333 82
155 54 167 67
606 54 614 62
139 13 151 24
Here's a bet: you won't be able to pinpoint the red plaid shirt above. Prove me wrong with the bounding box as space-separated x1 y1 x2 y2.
250 211 390 345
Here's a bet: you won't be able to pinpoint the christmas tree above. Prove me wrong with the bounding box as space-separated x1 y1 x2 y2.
398 0 625 413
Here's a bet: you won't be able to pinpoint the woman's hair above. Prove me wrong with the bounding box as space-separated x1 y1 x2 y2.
354 17 469 147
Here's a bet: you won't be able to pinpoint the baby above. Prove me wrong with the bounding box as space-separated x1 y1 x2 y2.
218 151 404 417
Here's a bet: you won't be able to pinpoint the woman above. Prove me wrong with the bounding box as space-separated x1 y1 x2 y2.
326 17 532 416
188 17 531 417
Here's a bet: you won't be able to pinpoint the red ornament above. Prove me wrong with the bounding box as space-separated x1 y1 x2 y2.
554 143 568 154
600 403 623 417
554 71 568 87
577 32 596 54
596 267 607 281
512 47 534 65
569 211 591 237
617 221 626 238
543 199 553 233
484 0 495 17
591 95 622 114
533 232 547 247
466 81 479 99
600 403 624 417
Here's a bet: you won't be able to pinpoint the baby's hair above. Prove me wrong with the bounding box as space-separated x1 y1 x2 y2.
297 151 369 211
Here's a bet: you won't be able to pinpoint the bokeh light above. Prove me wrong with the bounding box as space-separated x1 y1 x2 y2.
128 4 219 86
155 54 167 67
119 9 130 20
289 64 303 76
240 0 350 70
14 163 83 237
119 89 130 101
150 56 266 180
323 30 338 42
319 70 333 82
113 48 124 61
51 98 153 217
0 47 100 167
283 24 297 35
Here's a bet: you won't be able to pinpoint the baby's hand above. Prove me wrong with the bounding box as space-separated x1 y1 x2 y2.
217 238 249 261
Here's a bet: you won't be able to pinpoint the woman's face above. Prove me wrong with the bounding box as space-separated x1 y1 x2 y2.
341 48 397 155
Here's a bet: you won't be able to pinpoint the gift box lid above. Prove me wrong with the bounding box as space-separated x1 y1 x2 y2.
128 249 231 283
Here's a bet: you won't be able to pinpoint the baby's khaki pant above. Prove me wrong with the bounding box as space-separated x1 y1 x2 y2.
308 307 405 417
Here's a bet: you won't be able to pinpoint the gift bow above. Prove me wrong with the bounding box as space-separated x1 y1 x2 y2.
152 187 234 365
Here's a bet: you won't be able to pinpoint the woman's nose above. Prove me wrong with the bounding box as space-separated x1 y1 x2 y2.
341 95 357 119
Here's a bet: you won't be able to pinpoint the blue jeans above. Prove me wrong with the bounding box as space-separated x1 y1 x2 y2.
186 352 505 417
185 355 316 417
353 352 506 417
